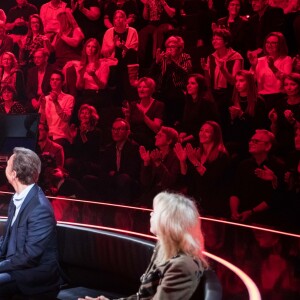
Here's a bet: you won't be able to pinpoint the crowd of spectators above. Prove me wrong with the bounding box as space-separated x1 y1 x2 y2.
0 0 300 231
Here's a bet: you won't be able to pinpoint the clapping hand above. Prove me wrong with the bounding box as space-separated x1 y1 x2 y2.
255 165 276 181
268 108 277 123
229 106 242 120
200 58 209 71
185 143 199 165
156 48 165 64
247 51 258 67
283 110 295 124
150 149 162 167
139 146 151 166
174 142 187 162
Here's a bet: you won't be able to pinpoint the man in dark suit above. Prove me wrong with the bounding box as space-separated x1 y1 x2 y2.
0 147 61 298
83 118 141 203
26 48 54 112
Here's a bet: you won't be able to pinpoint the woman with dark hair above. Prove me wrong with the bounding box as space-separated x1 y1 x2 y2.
248 31 292 112
0 23 13 56
66 104 102 179
0 51 26 102
201 28 243 131
227 70 269 157
269 73 300 158
52 11 84 69
179 73 219 145
122 77 164 149
174 121 230 216
217 0 250 57
79 191 208 300
19 14 52 68
0 84 26 114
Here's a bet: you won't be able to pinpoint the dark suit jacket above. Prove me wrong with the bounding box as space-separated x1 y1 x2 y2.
0 184 60 295
26 63 55 102
101 139 141 181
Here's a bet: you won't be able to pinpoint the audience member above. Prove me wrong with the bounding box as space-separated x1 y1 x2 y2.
40 0 68 36
229 129 285 224
226 70 269 158
103 0 138 29
201 28 243 131
39 70 75 157
51 11 84 69
247 0 284 53
0 9 6 25
150 35 192 126
68 0 101 40
174 121 230 217
139 126 180 206
18 14 52 69
216 0 250 58
26 48 55 112
178 73 219 145
83 118 141 203
5 0 38 45
66 104 102 179
79 191 208 300
102 9 138 101
138 0 180 68
122 77 164 149
0 51 26 102
37 122 65 169
248 32 292 112
0 84 26 114
0 24 13 56
0 147 61 298
269 73 300 158
65 38 110 112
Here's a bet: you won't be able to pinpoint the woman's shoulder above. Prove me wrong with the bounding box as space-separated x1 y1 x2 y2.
167 254 204 275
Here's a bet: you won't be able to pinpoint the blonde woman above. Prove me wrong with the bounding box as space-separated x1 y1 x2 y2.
79 191 208 300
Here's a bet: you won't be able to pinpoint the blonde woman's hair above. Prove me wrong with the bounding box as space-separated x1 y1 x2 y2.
153 192 208 267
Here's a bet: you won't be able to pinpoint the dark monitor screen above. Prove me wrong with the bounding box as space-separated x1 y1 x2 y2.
0 114 40 155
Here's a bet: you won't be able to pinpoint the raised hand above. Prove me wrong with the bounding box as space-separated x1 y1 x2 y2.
174 142 187 162
247 51 258 68
150 149 162 166
185 143 199 165
268 108 277 123
200 57 209 71
139 146 151 165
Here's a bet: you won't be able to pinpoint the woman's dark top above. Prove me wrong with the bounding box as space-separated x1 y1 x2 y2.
186 151 230 217
181 95 219 145
274 96 300 157
129 99 164 149
0 102 26 114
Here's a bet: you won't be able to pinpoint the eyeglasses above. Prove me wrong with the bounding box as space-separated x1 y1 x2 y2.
249 139 268 144
112 127 127 132
265 42 278 46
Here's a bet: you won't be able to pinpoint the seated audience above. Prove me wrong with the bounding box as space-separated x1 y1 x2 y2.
26 48 55 112
269 73 300 158
226 70 269 158
5 0 38 44
201 28 243 130
150 35 192 126
229 129 285 224
102 9 138 101
39 70 75 157
79 191 208 300
66 104 102 179
0 51 26 102
18 14 52 69
51 11 84 69
40 0 68 36
122 77 164 149
0 24 13 56
37 122 65 169
0 84 26 114
174 121 230 217
68 0 101 40
248 32 292 112
178 73 219 145
83 118 141 203
139 126 180 206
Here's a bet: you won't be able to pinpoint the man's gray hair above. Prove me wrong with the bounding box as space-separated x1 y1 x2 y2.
12 147 41 185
